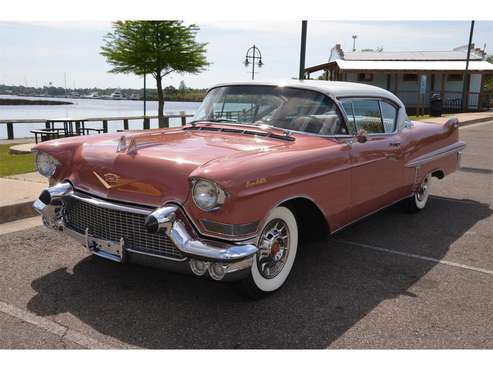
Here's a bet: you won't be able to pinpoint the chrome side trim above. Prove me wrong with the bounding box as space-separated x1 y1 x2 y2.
405 142 466 168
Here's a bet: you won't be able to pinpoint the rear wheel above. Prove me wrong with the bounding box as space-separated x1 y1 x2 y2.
403 173 432 213
236 206 298 299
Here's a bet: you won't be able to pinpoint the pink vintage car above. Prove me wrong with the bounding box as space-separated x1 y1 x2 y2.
32 81 464 298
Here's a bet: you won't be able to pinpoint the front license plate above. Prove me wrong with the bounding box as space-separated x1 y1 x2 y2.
85 233 124 263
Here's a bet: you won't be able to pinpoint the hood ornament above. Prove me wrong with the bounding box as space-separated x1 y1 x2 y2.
127 137 138 155
116 135 138 155
116 135 127 152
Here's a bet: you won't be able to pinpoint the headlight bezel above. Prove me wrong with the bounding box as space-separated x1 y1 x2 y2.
34 151 60 178
191 178 227 212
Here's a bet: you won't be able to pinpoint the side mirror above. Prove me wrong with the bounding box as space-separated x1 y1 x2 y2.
356 129 368 143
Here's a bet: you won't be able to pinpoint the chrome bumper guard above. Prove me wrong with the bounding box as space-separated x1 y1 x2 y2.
33 183 257 280
144 206 258 262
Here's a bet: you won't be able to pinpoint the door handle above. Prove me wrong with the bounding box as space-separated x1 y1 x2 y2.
389 141 401 148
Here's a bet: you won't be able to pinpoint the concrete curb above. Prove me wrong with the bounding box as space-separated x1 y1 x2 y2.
8 144 34 155
0 200 38 224
458 116 493 127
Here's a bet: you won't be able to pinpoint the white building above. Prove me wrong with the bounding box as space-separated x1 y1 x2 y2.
304 44 493 114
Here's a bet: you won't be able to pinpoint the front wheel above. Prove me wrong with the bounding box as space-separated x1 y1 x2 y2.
403 173 432 213
236 206 298 299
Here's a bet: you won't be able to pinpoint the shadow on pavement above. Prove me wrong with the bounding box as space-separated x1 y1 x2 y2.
26 197 492 348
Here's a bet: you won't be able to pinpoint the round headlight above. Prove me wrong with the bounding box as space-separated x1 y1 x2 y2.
35 151 59 177
192 179 225 211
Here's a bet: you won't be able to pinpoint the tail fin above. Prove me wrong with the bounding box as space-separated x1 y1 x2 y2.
444 117 459 130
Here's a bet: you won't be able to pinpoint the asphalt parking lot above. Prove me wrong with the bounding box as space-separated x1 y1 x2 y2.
0 121 492 349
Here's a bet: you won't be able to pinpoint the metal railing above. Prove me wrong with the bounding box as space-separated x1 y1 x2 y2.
389 89 490 114
0 112 194 140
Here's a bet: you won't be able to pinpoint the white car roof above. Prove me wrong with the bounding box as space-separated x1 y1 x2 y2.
210 80 404 108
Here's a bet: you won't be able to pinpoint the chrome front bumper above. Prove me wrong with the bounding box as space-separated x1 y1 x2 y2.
33 183 257 281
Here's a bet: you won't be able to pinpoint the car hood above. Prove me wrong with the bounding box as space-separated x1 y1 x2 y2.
60 128 290 206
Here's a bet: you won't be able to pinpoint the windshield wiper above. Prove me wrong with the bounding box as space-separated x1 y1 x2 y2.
184 121 295 142
189 118 238 126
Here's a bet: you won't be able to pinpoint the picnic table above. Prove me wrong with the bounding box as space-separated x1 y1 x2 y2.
31 118 104 143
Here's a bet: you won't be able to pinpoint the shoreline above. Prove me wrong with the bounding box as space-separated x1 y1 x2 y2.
0 98 73 106
1 94 205 103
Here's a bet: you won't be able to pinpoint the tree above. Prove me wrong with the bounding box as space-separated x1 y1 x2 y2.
101 21 208 127
164 85 177 96
178 80 187 93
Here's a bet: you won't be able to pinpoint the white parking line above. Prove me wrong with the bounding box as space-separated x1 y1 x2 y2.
335 239 493 276
0 300 116 349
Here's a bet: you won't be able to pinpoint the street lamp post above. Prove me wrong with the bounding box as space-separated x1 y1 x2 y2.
244 45 263 80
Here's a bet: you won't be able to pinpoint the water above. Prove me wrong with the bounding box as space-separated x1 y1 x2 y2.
0 95 202 139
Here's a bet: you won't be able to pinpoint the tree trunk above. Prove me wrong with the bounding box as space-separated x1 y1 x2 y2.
156 74 167 127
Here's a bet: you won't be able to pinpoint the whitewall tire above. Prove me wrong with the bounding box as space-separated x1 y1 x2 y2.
237 206 298 299
404 173 432 213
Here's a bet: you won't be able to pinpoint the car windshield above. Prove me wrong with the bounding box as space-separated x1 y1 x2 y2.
192 85 347 135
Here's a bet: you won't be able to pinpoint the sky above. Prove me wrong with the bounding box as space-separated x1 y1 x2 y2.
0 21 492 89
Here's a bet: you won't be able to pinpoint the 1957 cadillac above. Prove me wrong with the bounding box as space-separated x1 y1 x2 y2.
32 80 464 298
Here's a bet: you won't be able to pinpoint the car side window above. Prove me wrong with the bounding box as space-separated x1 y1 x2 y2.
380 101 398 133
340 101 356 134
351 100 384 134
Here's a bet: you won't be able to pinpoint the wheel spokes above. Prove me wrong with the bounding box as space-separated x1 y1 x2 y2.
256 218 290 279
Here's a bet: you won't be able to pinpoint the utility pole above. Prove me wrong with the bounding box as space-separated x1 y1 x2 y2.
352 35 357 52
299 21 307 80
462 20 475 112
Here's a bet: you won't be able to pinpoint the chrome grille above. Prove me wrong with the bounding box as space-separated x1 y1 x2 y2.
63 196 185 260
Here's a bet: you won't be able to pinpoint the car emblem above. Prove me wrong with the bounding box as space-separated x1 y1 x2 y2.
245 177 267 188
103 173 120 185
93 171 129 189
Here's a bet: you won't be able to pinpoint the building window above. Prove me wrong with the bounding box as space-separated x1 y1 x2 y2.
357 73 373 82
447 73 463 82
403 73 418 82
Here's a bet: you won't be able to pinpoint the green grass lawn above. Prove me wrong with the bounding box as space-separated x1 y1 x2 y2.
408 114 452 121
0 144 36 177
408 114 433 120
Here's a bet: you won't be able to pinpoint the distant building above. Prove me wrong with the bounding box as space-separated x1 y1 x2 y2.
304 43 493 114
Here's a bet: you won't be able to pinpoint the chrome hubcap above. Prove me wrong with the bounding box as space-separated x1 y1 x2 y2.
416 176 430 202
257 219 290 279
